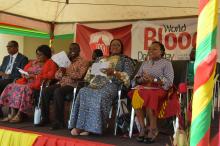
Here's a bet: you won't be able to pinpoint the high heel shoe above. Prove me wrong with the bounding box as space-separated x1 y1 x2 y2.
1 114 13 122
136 128 147 142
9 114 22 123
143 129 159 144
136 136 145 142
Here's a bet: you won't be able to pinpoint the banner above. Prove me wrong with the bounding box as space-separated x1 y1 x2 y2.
76 24 132 60
132 20 197 60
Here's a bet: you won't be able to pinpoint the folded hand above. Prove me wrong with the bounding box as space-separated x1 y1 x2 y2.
143 72 153 82
101 68 114 76
59 67 66 74
0 71 9 78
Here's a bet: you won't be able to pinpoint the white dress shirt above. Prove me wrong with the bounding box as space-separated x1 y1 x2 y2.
5 52 18 74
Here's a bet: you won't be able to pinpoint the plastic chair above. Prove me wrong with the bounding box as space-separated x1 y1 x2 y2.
67 81 89 129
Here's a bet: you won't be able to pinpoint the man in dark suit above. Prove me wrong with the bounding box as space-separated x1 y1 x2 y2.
0 40 28 117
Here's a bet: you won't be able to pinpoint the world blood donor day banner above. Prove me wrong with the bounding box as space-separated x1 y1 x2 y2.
131 20 197 60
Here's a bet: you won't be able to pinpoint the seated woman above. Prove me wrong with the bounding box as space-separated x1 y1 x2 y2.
129 41 174 144
0 45 57 123
69 39 135 136
92 49 104 62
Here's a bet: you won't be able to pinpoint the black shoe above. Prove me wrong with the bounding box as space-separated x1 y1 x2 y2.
136 136 145 142
0 108 3 118
143 137 156 144
50 122 63 130
143 129 159 144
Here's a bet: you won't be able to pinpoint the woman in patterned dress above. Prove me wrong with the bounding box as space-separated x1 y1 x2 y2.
130 41 174 143
0 45 57 123
69 39 135 135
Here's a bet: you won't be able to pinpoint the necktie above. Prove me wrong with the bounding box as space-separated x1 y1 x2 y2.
5 56 13 74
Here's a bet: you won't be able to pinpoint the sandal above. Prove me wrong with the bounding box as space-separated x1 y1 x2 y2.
9 114 22 123
136 127 147 142
79 131 90 136
1 114 13 122
136 136 145 142
144 129 159 144
71 128 81 136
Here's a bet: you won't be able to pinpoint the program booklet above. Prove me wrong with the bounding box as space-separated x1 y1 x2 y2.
51 51 71 68
91 61 110 76
17 67 29 76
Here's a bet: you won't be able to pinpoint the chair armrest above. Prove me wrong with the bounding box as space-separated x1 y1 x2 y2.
43 79 58 87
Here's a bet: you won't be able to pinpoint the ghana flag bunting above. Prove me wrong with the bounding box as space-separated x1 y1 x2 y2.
190 0 218 146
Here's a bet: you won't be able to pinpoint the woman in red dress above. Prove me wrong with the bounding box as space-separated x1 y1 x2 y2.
0 45 57 123
130 41 174 143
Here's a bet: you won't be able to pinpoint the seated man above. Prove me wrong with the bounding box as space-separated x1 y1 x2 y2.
39 43 89 130
0 40 28 117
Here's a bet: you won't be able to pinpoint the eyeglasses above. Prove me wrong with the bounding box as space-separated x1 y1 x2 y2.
6 45 13 48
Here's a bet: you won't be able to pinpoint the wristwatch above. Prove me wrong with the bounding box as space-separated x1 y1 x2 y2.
153 78 158 82
114 70 117 75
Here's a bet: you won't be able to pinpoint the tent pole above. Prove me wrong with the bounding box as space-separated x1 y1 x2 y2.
49 22 55 52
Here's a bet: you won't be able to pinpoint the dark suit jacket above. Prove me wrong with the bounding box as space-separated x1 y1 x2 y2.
0 53 28 79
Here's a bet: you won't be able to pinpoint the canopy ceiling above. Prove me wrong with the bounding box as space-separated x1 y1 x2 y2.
0 0 215 23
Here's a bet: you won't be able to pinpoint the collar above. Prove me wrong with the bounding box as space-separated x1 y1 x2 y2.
11 52 18 59
71 56 81 63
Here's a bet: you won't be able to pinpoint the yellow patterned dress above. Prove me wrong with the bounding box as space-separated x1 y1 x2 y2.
69 55 135 134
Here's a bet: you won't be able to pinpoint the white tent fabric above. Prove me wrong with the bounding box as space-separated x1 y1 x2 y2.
0 0 219 35
0 0 207 23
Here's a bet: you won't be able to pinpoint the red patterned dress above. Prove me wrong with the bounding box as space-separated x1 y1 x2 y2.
0 59 57 114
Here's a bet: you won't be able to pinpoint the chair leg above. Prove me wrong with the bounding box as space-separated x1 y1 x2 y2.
67 87 77 129
129 107 135 138
107 106 113 128
114 90 122 136
218 81 220 112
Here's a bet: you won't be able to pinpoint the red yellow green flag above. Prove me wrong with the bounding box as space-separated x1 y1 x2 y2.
190 0 218 146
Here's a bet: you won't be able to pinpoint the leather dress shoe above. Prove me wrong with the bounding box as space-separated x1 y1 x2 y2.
0 108 3 118
50 122 63 130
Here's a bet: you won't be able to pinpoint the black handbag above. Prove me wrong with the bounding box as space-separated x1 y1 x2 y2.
116 101 138 134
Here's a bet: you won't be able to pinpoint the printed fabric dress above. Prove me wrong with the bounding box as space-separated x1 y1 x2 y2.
0 61 42 114
69 55 135 134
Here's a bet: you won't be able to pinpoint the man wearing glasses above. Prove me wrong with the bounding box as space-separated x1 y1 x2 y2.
0 40 28 117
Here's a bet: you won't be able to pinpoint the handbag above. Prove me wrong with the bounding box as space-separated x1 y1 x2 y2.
34 83 43 125
116 101 138 134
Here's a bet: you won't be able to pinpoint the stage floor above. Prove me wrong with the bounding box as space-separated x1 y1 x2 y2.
0 112 218 146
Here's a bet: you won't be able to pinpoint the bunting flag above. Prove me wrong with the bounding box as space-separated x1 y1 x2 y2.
0 22 50 38
0 127 114 146
190 0 218 146
0 22 74 39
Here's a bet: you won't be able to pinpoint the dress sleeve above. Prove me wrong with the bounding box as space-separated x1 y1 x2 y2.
69 59 89 80
30 60 57 90
15 61 32 84
116 57 135 87
38 60 57 80
162 61 174 90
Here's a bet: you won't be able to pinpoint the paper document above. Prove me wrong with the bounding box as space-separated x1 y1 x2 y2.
17 68 29 76
91 61 110 76
51 51 71 68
